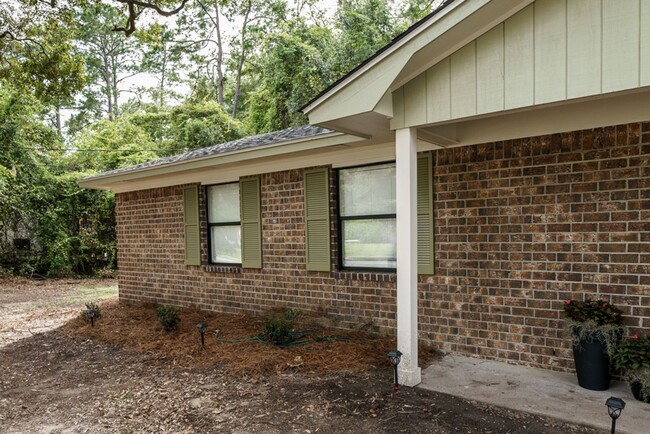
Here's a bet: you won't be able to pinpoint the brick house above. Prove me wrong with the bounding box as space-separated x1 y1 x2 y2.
80 0 650 386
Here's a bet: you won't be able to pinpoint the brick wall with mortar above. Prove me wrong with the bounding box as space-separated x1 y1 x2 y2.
115 121 650 372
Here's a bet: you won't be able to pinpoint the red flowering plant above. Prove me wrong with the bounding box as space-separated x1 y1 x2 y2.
563 299 625 354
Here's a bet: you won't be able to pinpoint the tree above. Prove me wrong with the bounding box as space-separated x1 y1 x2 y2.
245 19 335 133
332 0 397 78
137 23 185 107
1 1 85 134
74 3 144 124
399 0 448 26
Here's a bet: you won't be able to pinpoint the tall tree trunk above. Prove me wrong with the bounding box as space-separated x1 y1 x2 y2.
103 65 113 121
159 45 167 107
231 0 251 119
112 60 119 119
55 104 62 136
214 0 224 106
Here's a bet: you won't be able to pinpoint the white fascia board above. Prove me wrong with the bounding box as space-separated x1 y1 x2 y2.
77 132 365 191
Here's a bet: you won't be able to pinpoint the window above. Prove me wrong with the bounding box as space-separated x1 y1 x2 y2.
338 162 397 270
206 183 241 264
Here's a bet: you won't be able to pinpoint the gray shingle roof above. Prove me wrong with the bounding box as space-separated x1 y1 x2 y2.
85 125 333 179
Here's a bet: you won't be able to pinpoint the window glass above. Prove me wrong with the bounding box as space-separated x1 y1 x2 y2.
341 219 396 268
208 183 240 223
338 162 396 270
210 226 241 263
207 183 241 264
339 163 396 216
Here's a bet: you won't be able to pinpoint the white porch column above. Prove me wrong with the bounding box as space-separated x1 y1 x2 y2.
395 127 421 387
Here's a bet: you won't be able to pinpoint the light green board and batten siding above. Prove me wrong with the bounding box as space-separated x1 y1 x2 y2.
391 0 650 130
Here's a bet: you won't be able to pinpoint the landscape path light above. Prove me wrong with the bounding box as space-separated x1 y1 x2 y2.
388 350 402 394
86 309 96 327
197 323 208 347
605 396 625 434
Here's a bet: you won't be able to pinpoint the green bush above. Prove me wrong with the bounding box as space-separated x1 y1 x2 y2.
611 335 650 371
156 305 180 332
262 316 294 345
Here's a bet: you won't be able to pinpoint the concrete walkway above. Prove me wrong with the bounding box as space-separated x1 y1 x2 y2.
419 355 650 434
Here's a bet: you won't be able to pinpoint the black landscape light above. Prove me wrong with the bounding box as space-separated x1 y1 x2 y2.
388 350 402 393
86 309 96 327
605 396 625 434
197 323 208 347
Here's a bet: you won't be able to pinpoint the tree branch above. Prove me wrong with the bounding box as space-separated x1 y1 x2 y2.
0 31 47 54
113 0 189 36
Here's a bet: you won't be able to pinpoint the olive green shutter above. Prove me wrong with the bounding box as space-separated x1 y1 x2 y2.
304 168 331 271
183 185 201 266
240 177 262 268
417 153 435 274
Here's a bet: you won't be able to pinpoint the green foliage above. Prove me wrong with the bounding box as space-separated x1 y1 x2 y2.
68 119 159 172
332 0 397 77
563 299 623 326
0 4 85 106
611 335 650 371
262 316 295 345
283 308 302 322
169 101 246 151
261 308 302 345
157 305 181 332
245 20 334 133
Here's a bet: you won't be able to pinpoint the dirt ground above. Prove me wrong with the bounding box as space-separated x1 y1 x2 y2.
0 278 599 433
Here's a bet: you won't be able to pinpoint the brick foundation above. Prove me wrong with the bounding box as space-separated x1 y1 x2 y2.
116 121 650 372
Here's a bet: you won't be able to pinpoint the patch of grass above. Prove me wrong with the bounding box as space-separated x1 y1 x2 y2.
53 285 118 307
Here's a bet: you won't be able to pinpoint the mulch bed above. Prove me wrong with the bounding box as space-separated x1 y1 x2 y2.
65 300 406 376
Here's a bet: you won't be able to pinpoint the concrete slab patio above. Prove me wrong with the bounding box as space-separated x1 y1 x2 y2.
420 355 650 434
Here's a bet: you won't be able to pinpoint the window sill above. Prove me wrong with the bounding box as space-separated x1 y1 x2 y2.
203 265 242 274
332 271 396 282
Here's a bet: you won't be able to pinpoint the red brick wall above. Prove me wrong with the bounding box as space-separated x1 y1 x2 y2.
116 121 650 372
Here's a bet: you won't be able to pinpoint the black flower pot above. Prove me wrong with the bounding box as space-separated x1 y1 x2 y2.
573 338 610 391
630 381 650 403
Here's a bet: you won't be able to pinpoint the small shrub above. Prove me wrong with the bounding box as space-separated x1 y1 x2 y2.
284 308 302 321
611 334 650 371
81 302 102 323
262 316 294 345
157 305 180 332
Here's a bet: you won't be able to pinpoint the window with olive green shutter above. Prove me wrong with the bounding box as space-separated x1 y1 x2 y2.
417 152 434 274
183 185 201 266
335 154 434 273
304 168 331 271
239 177 262 268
